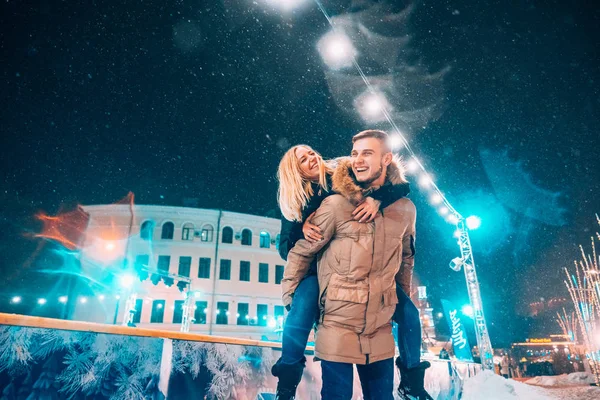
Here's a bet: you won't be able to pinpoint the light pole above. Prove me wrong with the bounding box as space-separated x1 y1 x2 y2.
454 217 494 370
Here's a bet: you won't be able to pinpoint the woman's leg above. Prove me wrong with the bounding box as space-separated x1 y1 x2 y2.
393 286 433 399
281 274 320 364
272 274 320 399
393 286 422 369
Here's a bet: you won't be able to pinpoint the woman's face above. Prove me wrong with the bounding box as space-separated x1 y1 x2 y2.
295 146 320 181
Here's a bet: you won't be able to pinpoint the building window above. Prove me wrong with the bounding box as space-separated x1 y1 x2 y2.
275 265 284 285
133 299 143 323
239 261 251 282
274 305 285 321
221 227 233 244
198 258 211 279
135 254 150 272
275 234 281 251
241 229 252 246
173 300 185 323
260 231 271 248
151 300 166 323
140 220 155 240
237 303 249 325
216 302 229 325
182 223 194 241
178 256 191 277
259 263 269 283
257 304 268 327
219 259 231 280
201 224 214 242
157 256 170 273
194 301 207 324
161 222 174 240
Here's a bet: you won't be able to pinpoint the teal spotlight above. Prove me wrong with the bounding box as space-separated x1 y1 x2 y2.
466 216 481 230
462 304 474 318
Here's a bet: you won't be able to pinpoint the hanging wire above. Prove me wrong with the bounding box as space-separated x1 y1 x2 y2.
313 0 462 219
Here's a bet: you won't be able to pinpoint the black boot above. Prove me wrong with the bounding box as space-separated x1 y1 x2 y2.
271 357 306 400
396 359 434 400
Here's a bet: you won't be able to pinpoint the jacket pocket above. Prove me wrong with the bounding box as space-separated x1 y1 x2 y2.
323 274 369 333
327 274 369 304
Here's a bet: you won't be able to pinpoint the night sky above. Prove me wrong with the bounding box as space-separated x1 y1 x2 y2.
1 0 599 346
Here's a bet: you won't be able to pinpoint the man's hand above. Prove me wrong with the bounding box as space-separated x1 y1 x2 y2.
352 197 381 223
302 212 323 242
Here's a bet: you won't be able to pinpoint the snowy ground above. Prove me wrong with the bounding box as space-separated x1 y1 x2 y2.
462 371 600 400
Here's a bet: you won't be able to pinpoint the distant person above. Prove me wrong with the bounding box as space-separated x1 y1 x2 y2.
439 348 450 360
501 355 510 379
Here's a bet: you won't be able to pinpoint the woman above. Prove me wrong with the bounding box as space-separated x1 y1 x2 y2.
272 145 432 400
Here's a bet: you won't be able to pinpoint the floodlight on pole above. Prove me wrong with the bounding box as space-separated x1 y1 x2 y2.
462 304 474 318
466 216 481 230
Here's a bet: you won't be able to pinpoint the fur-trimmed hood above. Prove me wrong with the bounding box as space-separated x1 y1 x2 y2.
331 156 408 205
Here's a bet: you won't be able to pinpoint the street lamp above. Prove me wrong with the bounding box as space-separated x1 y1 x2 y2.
10 296 21 304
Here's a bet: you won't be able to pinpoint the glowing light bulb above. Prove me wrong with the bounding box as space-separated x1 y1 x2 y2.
430 193 443 205
317 31 357 70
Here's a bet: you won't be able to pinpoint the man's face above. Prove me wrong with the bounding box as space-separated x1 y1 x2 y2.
351 137 389 185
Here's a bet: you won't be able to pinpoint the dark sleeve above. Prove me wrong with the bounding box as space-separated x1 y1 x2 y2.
301 190 330 222
370 182 410 209
278 216 303 261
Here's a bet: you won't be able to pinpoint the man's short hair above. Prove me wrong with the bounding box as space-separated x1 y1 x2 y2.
352 129 390 152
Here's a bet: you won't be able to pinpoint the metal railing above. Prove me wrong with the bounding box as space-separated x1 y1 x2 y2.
0 313 480 399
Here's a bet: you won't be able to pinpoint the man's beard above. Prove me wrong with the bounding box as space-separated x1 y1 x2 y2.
356 165 383 187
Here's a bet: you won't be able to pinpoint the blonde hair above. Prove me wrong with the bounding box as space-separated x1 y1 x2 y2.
277 145 331 222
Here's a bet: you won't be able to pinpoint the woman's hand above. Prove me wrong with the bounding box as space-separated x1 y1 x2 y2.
302 212 323 243
352 197 381 223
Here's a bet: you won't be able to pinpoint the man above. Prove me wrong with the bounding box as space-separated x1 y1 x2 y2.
282 130 425 399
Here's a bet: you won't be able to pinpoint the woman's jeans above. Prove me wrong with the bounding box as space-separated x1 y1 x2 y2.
279 275 422 369
280 275 320 365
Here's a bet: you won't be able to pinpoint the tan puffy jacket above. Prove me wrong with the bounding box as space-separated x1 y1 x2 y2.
281 160 416 365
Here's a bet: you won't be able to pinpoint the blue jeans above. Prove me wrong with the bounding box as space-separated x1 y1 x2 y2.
321 358 394 400
280 276 421 369
280 275 320 365
394 285 423 369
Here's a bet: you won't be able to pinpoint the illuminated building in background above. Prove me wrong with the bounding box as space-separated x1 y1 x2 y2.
72 204 286 340
511 334 580 363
